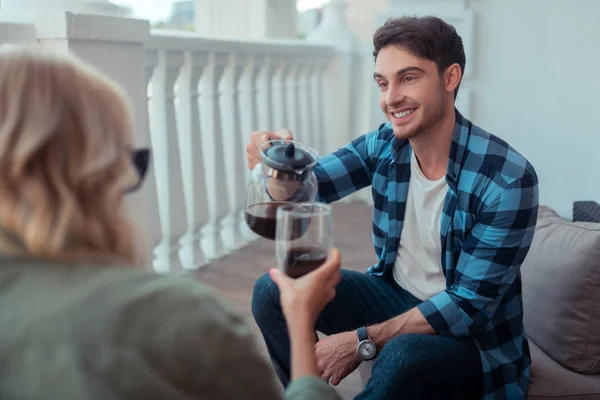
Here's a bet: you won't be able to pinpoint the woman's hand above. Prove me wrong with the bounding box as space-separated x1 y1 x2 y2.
269 249 342 381
269 248 342 329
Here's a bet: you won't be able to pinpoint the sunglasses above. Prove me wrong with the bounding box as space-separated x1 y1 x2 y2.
126 147 151 194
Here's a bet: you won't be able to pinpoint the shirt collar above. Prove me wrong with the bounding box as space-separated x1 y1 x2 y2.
389 107 471 189
446 108 471 188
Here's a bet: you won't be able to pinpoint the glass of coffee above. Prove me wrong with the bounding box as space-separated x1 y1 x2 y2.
275 202 333 279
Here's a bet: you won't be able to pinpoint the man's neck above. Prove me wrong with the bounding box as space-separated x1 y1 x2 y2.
409 106 456 181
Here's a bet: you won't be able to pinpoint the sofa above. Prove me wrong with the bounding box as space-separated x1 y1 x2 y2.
357 204 600 399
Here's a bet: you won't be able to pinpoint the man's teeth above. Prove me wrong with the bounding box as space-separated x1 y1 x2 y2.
393 109 416 118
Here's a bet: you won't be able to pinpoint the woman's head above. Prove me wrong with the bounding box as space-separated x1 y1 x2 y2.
0 46 141 265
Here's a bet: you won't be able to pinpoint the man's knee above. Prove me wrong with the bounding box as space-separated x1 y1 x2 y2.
374 334 431 382
251 272 281 326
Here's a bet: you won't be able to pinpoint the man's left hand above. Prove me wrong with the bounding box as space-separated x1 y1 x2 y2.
315 331 362 386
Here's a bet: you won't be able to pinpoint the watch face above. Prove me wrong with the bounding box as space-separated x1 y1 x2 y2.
358 341 376 359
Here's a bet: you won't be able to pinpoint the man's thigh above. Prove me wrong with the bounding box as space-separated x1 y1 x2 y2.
315 270 421 336
357 334 483 400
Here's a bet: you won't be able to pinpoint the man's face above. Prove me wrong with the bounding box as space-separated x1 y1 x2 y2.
374 45 447 140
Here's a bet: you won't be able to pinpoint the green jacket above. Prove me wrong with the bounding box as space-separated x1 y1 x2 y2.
0 256 341 400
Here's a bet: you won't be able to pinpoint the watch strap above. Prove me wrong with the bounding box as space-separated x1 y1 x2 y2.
357 326 369 342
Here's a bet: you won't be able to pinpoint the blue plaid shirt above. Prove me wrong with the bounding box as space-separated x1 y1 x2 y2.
313 109 539 399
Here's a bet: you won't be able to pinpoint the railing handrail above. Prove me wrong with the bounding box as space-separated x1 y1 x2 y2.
147 30 334 58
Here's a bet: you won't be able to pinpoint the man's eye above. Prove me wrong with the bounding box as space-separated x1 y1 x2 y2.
404 76 416 83
377 82 388 88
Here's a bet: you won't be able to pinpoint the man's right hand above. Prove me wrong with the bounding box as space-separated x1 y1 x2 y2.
246 129 294 170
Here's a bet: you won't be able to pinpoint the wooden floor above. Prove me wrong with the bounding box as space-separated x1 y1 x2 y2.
192 201 375 399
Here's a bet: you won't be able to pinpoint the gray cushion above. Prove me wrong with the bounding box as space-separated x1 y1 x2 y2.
521 205 600 374
528 340 600 399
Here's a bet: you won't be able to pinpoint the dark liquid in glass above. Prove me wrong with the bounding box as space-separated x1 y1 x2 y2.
245 202 310 241
283 246 328 278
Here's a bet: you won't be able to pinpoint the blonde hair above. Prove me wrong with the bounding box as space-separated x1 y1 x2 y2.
0 46 140 265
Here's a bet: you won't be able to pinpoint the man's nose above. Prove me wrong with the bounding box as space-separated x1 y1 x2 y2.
386 83 405 108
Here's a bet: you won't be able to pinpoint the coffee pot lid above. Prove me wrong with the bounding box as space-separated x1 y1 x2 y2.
262 141 317 173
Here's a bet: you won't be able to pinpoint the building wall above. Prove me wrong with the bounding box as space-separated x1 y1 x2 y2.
345 0 388 44
195 0 297 38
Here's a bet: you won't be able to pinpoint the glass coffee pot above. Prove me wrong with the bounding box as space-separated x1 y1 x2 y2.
245 140 319 240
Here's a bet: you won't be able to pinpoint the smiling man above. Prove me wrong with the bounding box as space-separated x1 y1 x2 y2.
249 16 539 400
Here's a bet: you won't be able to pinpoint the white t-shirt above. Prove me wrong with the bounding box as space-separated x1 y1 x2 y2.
393 151 448 301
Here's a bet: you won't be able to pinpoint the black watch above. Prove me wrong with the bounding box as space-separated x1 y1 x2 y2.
356 326 377 360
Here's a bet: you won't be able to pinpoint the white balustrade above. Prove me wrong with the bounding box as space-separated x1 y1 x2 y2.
143 33 335 268
146 46 188 273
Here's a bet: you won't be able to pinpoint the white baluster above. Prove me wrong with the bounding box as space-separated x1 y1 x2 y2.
175 51 211 270
239 54 263 241
239 54 263 161
255 55 273 130
297 56 314 150
143 50 163 270
270 56 289 129
220 52 249 251
148 49 187 274
310 56 329 156
199 52 230 260
284 56 301 137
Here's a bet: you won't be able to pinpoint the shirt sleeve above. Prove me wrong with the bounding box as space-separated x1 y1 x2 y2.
313 131 377 204
417 174 539 337
148 281 341 400
284 376 342 400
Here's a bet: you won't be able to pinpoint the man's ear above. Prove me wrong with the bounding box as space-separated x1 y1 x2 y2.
445 63 462 95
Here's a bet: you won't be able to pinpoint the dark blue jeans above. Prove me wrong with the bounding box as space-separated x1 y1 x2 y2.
252 269 483 400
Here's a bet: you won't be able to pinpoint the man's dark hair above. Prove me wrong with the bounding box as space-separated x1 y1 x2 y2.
373 16 466 99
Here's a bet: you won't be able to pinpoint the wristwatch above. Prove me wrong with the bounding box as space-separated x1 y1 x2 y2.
356 326 377 360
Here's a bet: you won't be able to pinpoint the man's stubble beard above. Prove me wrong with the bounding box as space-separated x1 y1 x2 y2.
393 85 447 141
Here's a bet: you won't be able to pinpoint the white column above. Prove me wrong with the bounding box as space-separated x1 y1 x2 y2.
270 56 290 130
308 0 364 203
238 54 263 240
199 52 230 260
220 52 250 251
284 56 301 138
175 51 211 271
148 49 187 274
310 56 329 156
255 55 273 130
298 57 316 151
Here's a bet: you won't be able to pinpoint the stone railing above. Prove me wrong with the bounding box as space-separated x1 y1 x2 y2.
0 0 370 273
145 32 334 272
